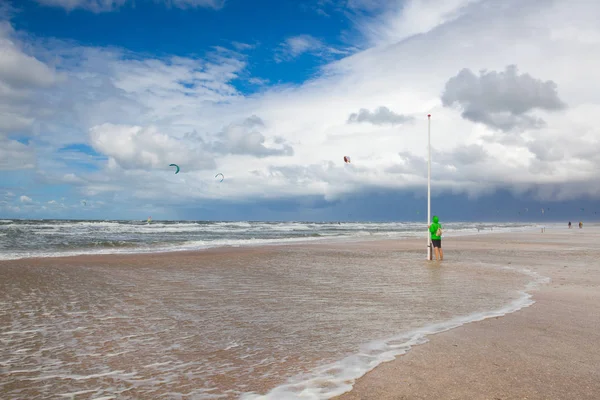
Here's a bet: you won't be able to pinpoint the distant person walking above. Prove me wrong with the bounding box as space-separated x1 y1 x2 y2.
579 221 583 229
429 215 443 261
568 221 572 228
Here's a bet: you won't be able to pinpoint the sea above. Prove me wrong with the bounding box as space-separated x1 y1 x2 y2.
0 219 539 261
0 219 547 399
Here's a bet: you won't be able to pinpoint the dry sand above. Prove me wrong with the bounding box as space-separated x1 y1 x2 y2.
335 226 600 400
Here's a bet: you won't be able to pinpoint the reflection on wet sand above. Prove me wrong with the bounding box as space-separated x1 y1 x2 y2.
1 241 528 399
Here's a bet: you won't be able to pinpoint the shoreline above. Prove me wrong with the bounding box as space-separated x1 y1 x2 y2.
332 227 600 400
2 226 598 399
0 221 547 262
240 261 548 399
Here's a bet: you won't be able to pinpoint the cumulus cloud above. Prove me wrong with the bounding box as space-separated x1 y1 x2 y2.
0 139 36 170
89 123 216 171
0 22 60 138
2 0 600 216
527 139 565 163
20 195 32 203
347 106 413 125
436 144 489 166
385 151 427 175
110 53 244 105
441 65 567 131
212 116 294 158
8 42 247 148
0 27 57 89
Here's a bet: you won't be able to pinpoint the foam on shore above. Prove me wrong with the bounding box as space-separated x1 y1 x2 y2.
240 266 550 400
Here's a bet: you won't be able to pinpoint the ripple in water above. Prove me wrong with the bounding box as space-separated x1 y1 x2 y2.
0 245 531 399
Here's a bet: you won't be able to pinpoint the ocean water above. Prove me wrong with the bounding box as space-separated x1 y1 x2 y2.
0 219 538 260
0 220 546 399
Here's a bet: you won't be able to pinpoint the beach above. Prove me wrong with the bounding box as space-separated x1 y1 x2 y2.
335 226 600 400
1 223 599 399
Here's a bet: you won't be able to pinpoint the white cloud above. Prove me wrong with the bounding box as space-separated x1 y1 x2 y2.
20 195 33 203
89 123 216 171
2 0 600 212
0 138 36 170
275 34 352 62
34 0 127 13
347 106 414 125
232 41 257 51
0 21 60 143
33 0 224 12
248 77 269 86
0 24 57 89
212 116 294 158
275 35 324 62
351 0 484 48
441 65 566 131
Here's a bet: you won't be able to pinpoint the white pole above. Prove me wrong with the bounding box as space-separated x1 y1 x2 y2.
427 114 432 261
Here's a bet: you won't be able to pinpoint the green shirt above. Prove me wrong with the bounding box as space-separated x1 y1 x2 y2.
429 222 442 240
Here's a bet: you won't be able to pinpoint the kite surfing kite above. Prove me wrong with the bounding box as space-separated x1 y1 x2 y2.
343 156 351 163
169 164 180 174
215 173 224 182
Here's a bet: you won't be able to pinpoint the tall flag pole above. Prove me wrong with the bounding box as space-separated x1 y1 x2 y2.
427 114 432 261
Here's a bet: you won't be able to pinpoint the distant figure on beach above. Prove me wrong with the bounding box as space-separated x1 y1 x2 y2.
568 221 572 228
579 221 583 229
428 215 443 261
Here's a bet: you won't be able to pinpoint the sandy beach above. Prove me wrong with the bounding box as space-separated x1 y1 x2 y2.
1 225 599 399
335 226 600 400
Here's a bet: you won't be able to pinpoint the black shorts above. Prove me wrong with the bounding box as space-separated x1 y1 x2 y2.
432 239 441 248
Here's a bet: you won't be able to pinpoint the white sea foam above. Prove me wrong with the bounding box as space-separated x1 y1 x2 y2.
0 220 545 260
240 265 550 400
1 237 551 399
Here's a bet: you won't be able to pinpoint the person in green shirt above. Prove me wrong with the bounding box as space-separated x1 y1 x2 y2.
428 215 443 261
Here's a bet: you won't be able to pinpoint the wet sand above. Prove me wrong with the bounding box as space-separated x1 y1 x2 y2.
335 226 600 400
0 232 532 399
2 226 599 399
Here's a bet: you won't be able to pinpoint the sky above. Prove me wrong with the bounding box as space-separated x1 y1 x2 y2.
0 0 599 222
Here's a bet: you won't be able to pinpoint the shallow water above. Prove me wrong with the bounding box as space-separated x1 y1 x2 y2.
0 244 531 399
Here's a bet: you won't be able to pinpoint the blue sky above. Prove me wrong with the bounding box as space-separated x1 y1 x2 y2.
9 0 357 87
1 0 599 221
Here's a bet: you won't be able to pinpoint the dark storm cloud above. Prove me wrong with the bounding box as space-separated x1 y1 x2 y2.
441 65 566 131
